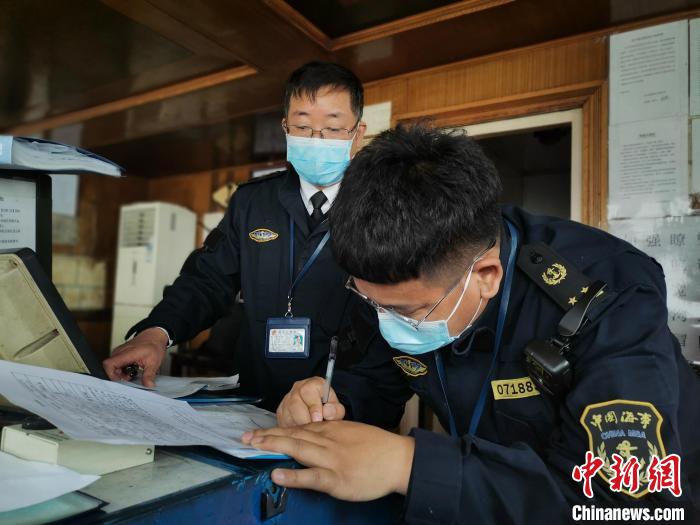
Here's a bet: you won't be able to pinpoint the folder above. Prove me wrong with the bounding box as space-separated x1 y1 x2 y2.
0 136 123 177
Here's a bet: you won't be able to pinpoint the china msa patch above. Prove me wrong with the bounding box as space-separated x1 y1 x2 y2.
580 399 666 498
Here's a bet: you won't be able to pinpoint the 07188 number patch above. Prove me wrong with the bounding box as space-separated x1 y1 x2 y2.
491 377 540 400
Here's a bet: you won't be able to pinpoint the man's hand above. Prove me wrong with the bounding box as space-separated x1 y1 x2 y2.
242 421 414 501
276 377 346 427
102 327 168 387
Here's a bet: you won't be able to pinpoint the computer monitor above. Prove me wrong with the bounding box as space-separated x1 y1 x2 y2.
0 248 105 380
0 170 52 274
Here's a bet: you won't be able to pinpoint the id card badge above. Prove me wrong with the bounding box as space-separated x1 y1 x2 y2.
265 317 311 358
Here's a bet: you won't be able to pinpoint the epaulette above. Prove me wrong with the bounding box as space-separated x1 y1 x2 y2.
238 168 287 187
517 242 593 311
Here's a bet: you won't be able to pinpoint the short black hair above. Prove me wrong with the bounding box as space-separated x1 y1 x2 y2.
330 123 502 284
283 61 363 119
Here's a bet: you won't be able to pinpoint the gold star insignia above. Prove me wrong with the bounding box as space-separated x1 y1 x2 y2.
580 286 589 294
568 296 578 306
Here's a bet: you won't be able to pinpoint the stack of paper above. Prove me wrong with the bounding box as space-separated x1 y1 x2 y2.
0 361 282 460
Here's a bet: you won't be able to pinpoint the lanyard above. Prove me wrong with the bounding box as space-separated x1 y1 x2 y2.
286 215 330 316
435 220 519 438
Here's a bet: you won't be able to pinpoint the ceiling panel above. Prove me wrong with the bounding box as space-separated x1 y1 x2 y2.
0 0 241 127
285 0 458 38
333 0 700 82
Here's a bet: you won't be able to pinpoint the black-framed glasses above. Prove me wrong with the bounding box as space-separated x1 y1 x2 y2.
345 239 496 330
283 119 360 140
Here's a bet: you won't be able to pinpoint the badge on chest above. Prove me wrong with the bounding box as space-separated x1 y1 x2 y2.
265 317 311 358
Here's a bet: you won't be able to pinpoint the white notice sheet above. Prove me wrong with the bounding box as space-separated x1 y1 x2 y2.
608 116 689 218
0 451 99 512
0 361 283 459
0 177 36 251
362 101 392 136
692 118 700 194
610 20 688 124
690 19 700 117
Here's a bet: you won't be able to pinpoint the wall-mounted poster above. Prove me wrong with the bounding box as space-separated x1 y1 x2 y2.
608 116 689 219
610 20 688 124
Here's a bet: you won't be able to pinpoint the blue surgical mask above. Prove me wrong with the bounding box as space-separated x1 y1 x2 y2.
378 268 483 355
286 134 353 186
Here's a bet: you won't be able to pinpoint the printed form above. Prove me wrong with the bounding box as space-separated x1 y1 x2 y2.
0 361 281 459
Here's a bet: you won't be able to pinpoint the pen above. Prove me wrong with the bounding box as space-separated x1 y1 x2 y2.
122 363 140 379
321 336 338 404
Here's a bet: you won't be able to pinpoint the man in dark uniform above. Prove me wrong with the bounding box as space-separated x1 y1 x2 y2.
103 62 366 412
243 124 700 523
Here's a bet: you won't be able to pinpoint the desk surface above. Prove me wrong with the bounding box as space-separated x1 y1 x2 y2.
1 446 403 524
81 449 231 514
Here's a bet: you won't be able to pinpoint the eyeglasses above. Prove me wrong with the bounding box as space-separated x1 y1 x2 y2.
283 119 360 140
345 239 496 330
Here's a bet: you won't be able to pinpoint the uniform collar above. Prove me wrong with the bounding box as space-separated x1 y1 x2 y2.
298 176 340 216
278 166 331 237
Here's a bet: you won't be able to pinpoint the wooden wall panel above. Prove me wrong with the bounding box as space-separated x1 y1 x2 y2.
365 35 608 121
147 172 214 220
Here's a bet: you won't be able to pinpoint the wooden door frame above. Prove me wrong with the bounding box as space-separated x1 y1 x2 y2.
393 80 608 228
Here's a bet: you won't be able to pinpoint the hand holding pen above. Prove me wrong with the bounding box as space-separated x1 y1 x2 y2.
273 335 346 427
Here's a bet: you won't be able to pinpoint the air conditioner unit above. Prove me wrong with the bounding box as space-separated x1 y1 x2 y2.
111 202 196 350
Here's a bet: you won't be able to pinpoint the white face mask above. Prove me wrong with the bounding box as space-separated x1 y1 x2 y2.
378 267 483 355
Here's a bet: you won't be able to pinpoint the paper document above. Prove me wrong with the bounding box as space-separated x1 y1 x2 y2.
690 19 700 116
0 361 282 459
608 116 689 218
0 177 37 252
609 20 688 124
0 450 99 512
122 374 239 398
192 404 282 458
692 119 700 194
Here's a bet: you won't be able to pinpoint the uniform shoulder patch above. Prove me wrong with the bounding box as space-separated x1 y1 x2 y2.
393 356 428 377
580 399 666 499
249 228 279 243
